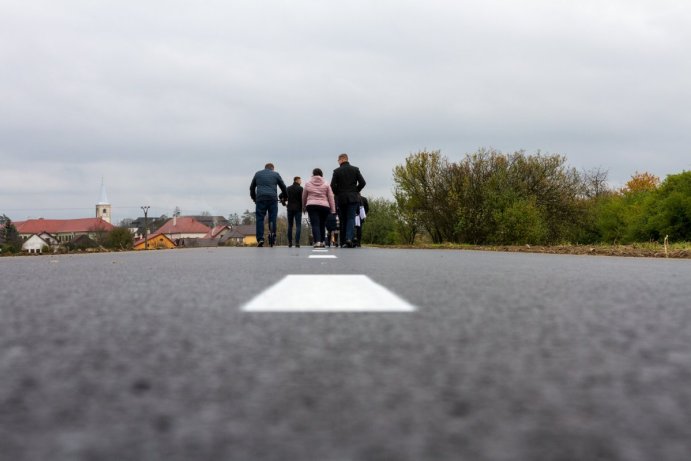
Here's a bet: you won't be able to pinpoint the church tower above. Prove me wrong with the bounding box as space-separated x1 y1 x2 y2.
96 178 112 224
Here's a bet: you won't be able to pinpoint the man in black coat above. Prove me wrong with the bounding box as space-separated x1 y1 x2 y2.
285 176 303 247
330 153 366 248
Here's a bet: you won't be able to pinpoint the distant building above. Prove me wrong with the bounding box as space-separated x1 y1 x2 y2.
220 228 246 246
96 179 112 224
157 216 211 242
68 234 99 250
128 216 169 240
14 181 115 244
190 215 229 229
133 232 176 250
204 225 231 240
233 224 257 246
14 218 114 244
22 232 59 254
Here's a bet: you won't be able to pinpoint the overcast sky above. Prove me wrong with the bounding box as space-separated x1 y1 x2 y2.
2 0 690 223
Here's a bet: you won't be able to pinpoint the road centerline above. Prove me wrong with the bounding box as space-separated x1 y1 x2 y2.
241 275 417 312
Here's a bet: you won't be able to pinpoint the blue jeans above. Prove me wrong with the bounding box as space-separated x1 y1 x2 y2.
287 210 302 244
255 199 278 242
338 202 359 243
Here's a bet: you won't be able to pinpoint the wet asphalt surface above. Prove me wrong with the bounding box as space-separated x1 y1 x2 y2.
1 247 691 461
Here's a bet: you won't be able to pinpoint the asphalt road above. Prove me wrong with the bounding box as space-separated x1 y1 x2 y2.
1 247 691 461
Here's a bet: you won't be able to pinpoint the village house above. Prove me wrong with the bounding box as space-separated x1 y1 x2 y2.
156 216 211 243
220 228 245 246
233 224 257 246
13 181 115 249
206 224 232 240
21 232 59 254
174 224 232 248
14 218 115 245
126 215 228 240
133 232 176 250
190 215 229 229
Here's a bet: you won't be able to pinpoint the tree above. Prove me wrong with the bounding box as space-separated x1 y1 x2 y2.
640 171 691 241
241 209 256 225
228 213 241 226
590 171 667 244
582 167 610 198
622 171 660 194
1 218 21 254
490 197 548 245
393 150 458 243
394 149 584 245
361 198 400 245
104 227 134 250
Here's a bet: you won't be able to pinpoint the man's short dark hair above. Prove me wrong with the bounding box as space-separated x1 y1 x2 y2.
294 176 301 182
265 163 274 170
338 153 348 162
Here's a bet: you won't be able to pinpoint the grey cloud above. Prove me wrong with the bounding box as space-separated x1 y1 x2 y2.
2 0 691 221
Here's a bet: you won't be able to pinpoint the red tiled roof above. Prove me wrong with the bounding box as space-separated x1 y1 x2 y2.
157 217 211 234
204 225 230 239
14 218 115 234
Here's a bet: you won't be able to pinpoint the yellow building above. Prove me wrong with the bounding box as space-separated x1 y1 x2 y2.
133 232 176 250
234 224 257 246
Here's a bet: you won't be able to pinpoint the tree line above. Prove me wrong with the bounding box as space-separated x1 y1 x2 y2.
360 149 691 246
4 149 688 253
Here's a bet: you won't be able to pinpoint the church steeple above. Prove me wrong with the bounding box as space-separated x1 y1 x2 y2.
96 178 112 223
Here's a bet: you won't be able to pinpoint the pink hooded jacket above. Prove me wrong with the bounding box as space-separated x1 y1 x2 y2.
302 175 336 213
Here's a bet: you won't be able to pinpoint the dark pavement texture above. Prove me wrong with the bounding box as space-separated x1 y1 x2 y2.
1 247 691 461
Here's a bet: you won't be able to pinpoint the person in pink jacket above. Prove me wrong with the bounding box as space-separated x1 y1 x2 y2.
302 168 337 247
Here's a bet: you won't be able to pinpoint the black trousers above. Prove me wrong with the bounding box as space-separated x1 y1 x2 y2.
306 205 329 244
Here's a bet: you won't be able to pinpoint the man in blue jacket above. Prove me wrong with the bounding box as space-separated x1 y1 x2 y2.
250 163 287 247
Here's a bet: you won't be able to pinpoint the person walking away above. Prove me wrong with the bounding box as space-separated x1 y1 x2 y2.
354 195 369 247
330 153 366 248
250 163 287 247
325 211 338 247
286 176 303 247
302 168 336 248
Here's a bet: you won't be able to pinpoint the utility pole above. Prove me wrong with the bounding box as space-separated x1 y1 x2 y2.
140 206 150 250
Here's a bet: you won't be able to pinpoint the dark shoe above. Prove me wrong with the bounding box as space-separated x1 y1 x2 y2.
288 243 293 248
257 240 264 247
346 240 354 248
295 244 300 248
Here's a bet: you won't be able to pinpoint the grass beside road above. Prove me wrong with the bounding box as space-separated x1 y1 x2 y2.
368 242 691 258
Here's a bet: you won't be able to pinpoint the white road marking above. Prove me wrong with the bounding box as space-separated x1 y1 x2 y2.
309 255 337 259
241 275 417 312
